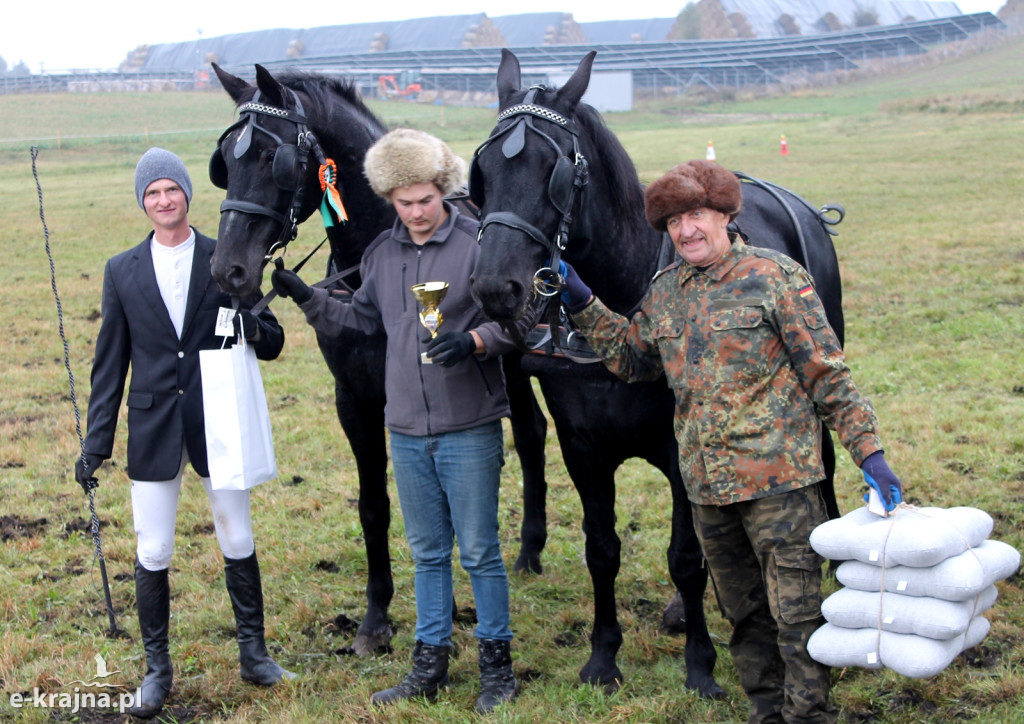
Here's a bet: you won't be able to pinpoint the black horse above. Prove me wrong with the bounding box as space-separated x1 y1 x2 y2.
469 49 846 694
207 63 551 656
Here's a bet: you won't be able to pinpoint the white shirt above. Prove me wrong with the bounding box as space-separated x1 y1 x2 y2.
150 230 196 339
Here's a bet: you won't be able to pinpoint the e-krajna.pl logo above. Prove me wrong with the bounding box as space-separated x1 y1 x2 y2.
7 654 141 715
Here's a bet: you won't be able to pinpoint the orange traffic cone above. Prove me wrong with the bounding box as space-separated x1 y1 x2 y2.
705 140 716 161
780 134 789 156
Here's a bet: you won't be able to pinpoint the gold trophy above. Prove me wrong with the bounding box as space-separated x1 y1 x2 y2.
411 281 449 363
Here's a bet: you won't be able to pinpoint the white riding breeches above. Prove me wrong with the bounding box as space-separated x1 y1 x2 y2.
131 448 254 571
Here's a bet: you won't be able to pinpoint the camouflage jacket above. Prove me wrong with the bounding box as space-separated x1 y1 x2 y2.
573 238 881 506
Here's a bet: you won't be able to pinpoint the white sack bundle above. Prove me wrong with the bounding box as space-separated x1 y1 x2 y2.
821 584 998 639
835 539 1021 601
809 505 992 567
807 615 989 678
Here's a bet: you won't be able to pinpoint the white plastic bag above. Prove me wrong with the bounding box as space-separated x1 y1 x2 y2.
199 338 277 490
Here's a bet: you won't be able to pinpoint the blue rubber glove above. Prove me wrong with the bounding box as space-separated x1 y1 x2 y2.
861 451 903 512
425 331 476 367
558 260 593 313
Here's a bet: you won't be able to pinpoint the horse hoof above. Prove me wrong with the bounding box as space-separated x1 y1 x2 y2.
513 553 543 575
352 629 393 658
686 674 726 700
660 591 686 634
579 665 623 695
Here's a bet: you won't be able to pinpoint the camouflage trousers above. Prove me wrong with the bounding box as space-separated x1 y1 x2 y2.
692 483 837 724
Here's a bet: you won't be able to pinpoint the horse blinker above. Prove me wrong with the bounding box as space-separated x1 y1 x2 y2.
271 144 302 191
209 148 228 190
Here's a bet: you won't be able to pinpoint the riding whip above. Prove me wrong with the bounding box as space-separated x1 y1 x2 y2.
31 146 120 637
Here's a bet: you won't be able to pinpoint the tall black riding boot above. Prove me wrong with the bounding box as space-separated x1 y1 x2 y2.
128 562 172 719
476 638 519 714
370 641 451 707
223 552 296 686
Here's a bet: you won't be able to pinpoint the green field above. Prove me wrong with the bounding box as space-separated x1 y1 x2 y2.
1 34 1023 723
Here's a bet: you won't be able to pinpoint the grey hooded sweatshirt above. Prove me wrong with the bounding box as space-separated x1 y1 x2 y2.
298 202 517 436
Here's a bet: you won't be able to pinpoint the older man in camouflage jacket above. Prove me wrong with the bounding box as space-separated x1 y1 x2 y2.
560 160 905 724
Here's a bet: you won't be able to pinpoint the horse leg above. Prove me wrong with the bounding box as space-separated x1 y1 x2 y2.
665 461 725 699
551 422 623 691
326 352 394 657
576 470 624 691
503 351 548 574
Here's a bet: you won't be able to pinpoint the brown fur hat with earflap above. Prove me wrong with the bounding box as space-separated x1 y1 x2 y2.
363 128 466 198
643 160 742 231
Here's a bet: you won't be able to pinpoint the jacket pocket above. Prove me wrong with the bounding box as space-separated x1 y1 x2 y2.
126 392 153 410
709 306 770 381
651 322 686 388
709 306 763 332
802 308 828 330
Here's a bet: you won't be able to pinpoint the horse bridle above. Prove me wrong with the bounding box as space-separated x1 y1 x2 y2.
470 87 589 297
210 88 328 260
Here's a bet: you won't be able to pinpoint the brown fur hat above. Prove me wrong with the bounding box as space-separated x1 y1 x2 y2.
643 160 742 231
363 128 466 198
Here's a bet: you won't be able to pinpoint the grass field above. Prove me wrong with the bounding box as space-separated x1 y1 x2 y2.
1 32 1023 723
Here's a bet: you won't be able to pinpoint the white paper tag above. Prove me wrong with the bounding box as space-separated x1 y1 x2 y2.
869 549 880 562
215 307 236 337
866 487 889 517
867 652 878 665
883 615 895 624
896 580 907 592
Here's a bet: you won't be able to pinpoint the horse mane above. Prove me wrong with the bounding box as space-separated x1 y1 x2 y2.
237 69 387 135
571 102 650 240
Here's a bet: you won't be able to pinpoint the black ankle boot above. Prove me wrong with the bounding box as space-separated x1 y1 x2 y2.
476 638 518 714
371 641 451 706
128 562 172 719
223 552 296 686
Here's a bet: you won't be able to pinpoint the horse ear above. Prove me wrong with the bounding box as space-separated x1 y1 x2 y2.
556 51 596 110
254 64 287 108
212 62 252 103
496 48 522 108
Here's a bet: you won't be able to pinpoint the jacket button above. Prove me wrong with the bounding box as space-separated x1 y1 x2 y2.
177 351 184 358
178 389 184 395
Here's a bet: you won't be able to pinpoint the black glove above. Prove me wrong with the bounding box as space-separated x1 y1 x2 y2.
558 261 593 313
861 450 904 511
74 453 105 494
271 267 313 305
232 309 262 342
425 331 477 367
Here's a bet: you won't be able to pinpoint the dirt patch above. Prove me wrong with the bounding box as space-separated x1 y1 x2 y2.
62 516 116 539
1 514 48 541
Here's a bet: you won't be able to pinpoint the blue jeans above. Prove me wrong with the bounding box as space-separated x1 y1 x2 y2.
390 420 512 647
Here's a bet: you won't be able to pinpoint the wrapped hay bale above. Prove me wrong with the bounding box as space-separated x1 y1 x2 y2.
808 616 990 678
808 504 1020 678
821 585 998 639
809 505 993 567
836 539 1020 601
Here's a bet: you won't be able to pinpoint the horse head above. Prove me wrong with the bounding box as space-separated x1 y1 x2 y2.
470 49 655 323
209 63 328 296
468 50 596 322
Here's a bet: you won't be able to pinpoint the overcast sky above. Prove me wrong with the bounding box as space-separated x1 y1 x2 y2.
1 1 1005 72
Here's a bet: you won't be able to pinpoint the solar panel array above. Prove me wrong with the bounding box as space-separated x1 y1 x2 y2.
245 13 1004 94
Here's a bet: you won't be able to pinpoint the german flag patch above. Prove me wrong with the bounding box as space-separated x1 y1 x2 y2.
798 284 814 299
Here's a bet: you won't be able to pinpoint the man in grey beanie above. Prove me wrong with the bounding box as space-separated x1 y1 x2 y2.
134 146 194 210
75 147 293 718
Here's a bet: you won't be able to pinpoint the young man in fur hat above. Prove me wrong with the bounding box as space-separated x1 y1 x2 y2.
559 160 905 723
74 147 294 718
271 128 519 713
